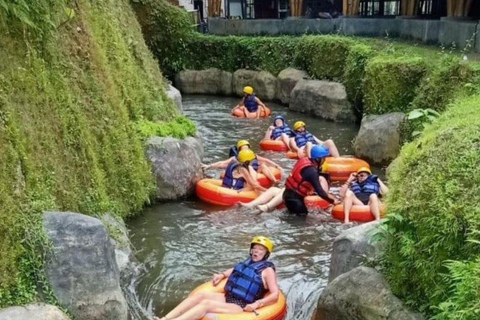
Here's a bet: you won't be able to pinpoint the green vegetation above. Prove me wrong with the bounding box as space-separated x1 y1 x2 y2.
0 0 194 307
382 93 480 317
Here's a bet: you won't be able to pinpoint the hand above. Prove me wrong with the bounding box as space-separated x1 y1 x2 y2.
269 125 275 130
201 163 210 170
333 198 341 205
212 273 225 286
347 172 357 183
243 301 260 312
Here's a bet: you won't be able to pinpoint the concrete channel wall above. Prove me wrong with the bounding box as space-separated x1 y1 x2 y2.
208 18 480 53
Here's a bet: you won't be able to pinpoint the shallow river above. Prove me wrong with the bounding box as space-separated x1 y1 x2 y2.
127 96 375 320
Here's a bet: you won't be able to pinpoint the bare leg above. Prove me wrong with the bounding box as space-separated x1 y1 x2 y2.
323 139 340 158
319 176 329 192
258 188 285 212
240 187 280 208
170 300 243 320
305 142 313 158
369 194 381 220
259 163 277 183
343 190 363 223
162 292 224 319
297 146 307 158
280 133 290 147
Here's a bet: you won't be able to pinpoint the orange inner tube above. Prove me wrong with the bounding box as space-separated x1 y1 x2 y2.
259 140 289 152
220 168 282 188
232 107 272 118
304 195 334 210
332 203 386 222
190 279 287 320
196 179 259 206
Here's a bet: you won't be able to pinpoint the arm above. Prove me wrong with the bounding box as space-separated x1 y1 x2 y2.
290 138 300 153
302 167 334 204
231 97 245 112
313 135 323 144
264 126 275 140
255 97 266 119
240 167 267 192
212 267 234 286
378 178 389 195
244 268 279 311
205 157 235 169
257 155 280 168
340 172 356 198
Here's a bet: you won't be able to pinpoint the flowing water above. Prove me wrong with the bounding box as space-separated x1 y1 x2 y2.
126 96 378 320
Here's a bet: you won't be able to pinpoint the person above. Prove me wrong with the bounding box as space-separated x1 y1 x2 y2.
221 149 266 193
231 86 267 119
282 145 340 215
263 115 295 149
153 236 280 320
239 186 285 212
340 167 389 223
290 121 340 158
203 140 284 185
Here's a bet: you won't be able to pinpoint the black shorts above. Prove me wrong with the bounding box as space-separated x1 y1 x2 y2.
225 293 248 308
283 189 308 216
356 193 374 205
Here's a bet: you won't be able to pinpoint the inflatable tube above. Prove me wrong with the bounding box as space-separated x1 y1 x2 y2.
304 196 332 210
232 107 272 118
191 279 287 320
259 140 289 152
331 203 386 222
196 179 259 206
285 156 370 182
220 168 282 188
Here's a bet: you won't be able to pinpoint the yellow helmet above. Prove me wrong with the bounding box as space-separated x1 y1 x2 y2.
293 121 306 131
243 86 254 95
357 167 372 175
251 236 274 253
236 140 250 150
238 149 256 164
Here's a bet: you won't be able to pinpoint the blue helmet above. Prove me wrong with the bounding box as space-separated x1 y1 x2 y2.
273 115 285 125
310 145 330 160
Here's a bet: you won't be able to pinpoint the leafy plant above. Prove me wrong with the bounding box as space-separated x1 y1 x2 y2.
407 108 440 137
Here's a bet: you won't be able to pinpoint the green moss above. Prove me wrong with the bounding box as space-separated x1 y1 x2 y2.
382 93 480 316
136 116 196 140
363 55 427 114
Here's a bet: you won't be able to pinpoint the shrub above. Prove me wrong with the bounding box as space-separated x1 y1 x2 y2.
382 93 480 315
363 55 427 114
136 116 197 140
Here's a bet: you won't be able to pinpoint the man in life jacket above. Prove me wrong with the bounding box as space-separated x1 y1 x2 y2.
203 140 284 185
340 167 389 223
263 115 295 149
283 145 340 215
153 236 280 320
231 86 267 119
221 149 266 193
290 121 340 158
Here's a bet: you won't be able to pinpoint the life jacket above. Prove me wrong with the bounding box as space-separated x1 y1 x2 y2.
351 175 380 196
244 95 258 113
225 258 275 304
271 125 295 140
229 146 239 158
222 161 245 190
251 159 260 171
294 131 317 148
285 157 317 197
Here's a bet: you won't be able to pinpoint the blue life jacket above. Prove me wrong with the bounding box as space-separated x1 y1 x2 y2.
225 258 275 303
294 131 317 148
222 161 245 190
271 125 295 140
229 146 239 158
244 95 258 113
351 175 380 196
251 159 260 171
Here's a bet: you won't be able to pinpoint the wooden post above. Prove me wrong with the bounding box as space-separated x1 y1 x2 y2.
447 0 455 16
343 0 348 16
351 0 360 15
464 0 473 16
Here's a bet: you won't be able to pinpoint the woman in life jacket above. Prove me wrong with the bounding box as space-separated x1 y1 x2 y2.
262 115 296 149
231 86 267 119
221 149 267 193
202 140 284 185
339 167 389 223
290 121 340 158
282 145 340 215
153 236 279 320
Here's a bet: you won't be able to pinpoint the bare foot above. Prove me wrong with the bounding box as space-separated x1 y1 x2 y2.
257 204 270 212
239 202 254 208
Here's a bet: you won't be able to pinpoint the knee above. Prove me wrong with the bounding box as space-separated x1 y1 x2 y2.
193 292 206 302
369 194 379 202
346 190 354 198
325 139 334 146
199 299 214 309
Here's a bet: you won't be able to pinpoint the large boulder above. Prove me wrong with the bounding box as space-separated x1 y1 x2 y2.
101 213 134 277
166 84 183 113
316 267 424 320
329 221 383 282
146 136 204 201
233 69 258 96
276 68 308 104
174 68 232 95
0 303 70 320
290 80 355 122
354 113 405 165
44 212 128 320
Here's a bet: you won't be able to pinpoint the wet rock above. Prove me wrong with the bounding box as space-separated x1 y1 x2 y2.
174 68 232 95
329 221 383 282
44 212 128 320
354 113 405 165
166 84 183 113
316 267 424 320
276 68 308 104
290 80 355 122
233 69 258 96
0 303 70 320
101 213 134 277
146 136 204 201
